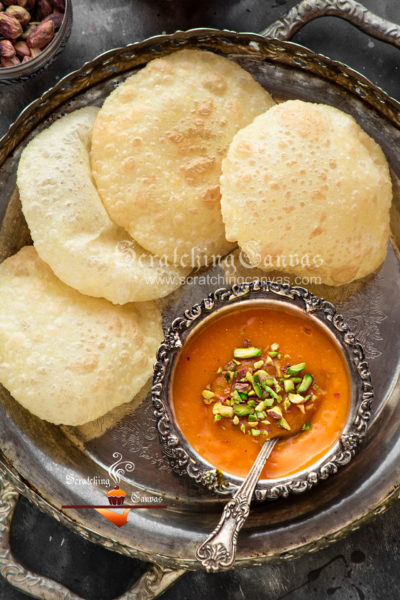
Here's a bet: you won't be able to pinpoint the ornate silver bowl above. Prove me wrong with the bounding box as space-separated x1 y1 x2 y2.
152 281 373 501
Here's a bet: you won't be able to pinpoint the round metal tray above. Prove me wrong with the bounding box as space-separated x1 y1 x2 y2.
0 1 400 598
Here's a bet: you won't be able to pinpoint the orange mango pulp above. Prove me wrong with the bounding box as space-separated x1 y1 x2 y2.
172 306 350 479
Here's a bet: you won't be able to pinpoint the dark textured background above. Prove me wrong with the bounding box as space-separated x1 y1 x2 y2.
0 1 400 598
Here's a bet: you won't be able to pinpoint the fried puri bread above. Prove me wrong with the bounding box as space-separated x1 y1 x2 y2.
17 107 189 304
0 246 163 425
90 49 275 266
220 100 392 286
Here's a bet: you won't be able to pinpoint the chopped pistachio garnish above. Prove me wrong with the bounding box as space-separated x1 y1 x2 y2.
231 389 242 404
202 390 216 402
302 423 311 431
287 363 306 376
297 373 313 394
204 340 319 440
267 406 282 420
278 417 291 431
284 379 295 393
246 371 254 383
224 371 234 384
233 347 262 359
288 393 306 405
254 369 268 382
234 405 252 417
263 384 278 399
213 402 233 418
252 381 263 398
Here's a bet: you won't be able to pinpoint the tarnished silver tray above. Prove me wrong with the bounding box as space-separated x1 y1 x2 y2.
0 1 400 598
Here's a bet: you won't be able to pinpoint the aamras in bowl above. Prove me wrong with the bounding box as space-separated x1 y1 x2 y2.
153 282 372 498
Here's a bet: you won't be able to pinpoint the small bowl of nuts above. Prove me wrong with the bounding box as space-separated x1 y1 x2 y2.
0 0 72 83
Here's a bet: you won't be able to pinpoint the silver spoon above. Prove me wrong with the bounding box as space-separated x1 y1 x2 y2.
196 437 277 571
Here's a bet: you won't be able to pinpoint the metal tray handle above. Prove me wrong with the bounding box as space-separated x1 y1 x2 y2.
1 1 400 597
0 477 184 600
260 0 400 46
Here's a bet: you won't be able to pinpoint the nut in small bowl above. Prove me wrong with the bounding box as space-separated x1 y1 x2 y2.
0 0 72 83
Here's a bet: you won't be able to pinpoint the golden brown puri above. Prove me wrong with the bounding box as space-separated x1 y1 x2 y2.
220 100 392 286
0 246 162 425
90 49 275 267
17 107 189 304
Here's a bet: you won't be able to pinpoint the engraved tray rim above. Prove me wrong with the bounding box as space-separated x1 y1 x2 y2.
0 28 400 569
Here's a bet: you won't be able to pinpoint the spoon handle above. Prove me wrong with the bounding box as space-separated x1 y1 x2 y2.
196 438 277 572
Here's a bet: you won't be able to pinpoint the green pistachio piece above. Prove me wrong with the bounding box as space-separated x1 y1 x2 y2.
267 406 282 420
214 414 222 422
264 398 275 407
288 393 306 405
262 384 278 399
271 343 279 351
232 358 241 365
297 374 313 394
287 363 306 376
240 424 246 434
284 379 295 393
254 369 268 382
231 390 242 404
212 402 233 417
252 381 263 398
248 414 258 422
278 417 291 431
201 390 216 403
283 399 291 411
268 351 278 358
233 415 239 425
253 360 264 370
251 429 261 436
256 410 266 419
246 371 254 383
302 423 311 431
234 405 252 417
266 356 273 365
233 347 262 359
261 419 271 425
224 371 234 383
256 400 267 411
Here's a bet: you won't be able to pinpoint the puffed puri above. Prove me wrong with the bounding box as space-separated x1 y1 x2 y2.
0 246 163 425
90 49 275 267
220 99 392 286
